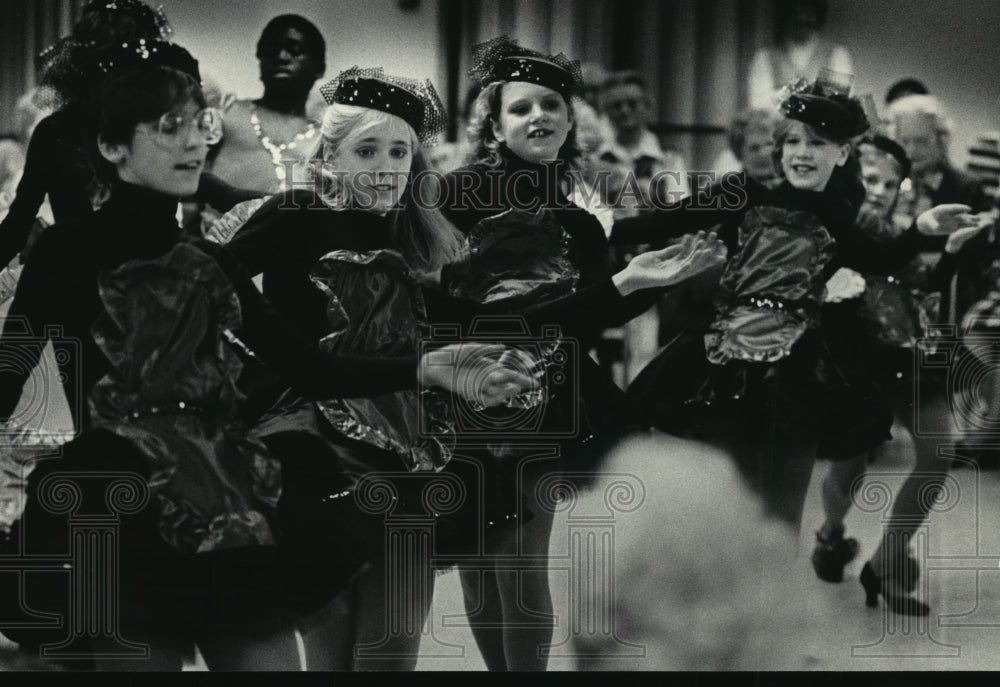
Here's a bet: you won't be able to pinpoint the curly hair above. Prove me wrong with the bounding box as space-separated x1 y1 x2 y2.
465 81 583 171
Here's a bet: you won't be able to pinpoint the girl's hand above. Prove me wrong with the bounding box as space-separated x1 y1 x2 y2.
824 267 866 303
613 231 727 296
419 343 540 408
916 203 982 236
944 211 997 254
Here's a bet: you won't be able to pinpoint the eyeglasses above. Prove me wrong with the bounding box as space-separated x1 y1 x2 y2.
141 107 223 147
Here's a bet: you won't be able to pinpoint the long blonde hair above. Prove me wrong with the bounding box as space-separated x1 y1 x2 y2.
302 104 464 278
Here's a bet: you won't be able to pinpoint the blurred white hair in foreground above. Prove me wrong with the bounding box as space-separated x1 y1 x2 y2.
564 434 815 671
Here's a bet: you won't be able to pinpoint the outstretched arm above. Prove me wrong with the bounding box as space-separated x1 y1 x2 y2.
609 176 750 249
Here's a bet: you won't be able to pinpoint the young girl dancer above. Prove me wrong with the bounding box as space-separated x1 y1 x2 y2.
0 0 171 270
625 76 981 533
439 36 726 671
224 66 469 671
811 134 992 614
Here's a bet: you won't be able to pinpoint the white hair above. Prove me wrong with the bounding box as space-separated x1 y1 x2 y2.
568 435 814 670
887 94 953 139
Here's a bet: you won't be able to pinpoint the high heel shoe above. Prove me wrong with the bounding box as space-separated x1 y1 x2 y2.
811 530 859 583
860 561 930 616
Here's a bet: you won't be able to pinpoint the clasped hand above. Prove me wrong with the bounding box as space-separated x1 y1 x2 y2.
419 343 542 409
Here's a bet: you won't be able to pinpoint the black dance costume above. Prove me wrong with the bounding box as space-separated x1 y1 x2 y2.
225 188 549 555
623 177 933 524
440 149 667 463
226 190 454 479
0 181 423 649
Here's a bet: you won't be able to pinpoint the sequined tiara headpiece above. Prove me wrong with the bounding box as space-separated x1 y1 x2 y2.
319 66 446 147
777 69 870 141
34 0 173 110
93 39 201 82
468 35 583 97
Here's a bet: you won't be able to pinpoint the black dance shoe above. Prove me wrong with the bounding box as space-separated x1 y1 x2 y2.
860 561 930 616
811 530 860 583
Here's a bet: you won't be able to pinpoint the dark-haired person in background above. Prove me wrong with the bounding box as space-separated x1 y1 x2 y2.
885 78 930 106
206 14 327 198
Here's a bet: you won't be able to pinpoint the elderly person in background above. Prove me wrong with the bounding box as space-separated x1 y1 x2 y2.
594 70 689 221
888 94 994 320
888 94 999 472
710 108 780 187
889 94 992 224
569 436 811 670
591 70 691 382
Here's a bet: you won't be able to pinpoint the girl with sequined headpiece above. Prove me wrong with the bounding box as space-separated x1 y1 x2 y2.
0 0 170 271
440 36 727 672
222 66 498 671
810 135 993 615
0 2 256 281
624 75 983 555
0 46 534 670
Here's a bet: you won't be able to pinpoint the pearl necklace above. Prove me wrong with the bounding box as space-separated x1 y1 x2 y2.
249 104 317 190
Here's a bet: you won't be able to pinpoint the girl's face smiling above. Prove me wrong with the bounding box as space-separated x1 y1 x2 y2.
780 120 851 192
327 115 413 215
101 99 214 197
493 81 573 164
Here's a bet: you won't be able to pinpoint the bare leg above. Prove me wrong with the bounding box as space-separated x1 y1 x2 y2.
458 565 508 671
494 510 555 671
819 453 869 539
491 457 557 671
457 454 557 672
869 388 954 590
351 547 435 671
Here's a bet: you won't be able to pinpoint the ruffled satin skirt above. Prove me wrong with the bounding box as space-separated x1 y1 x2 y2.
626 317 894 463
